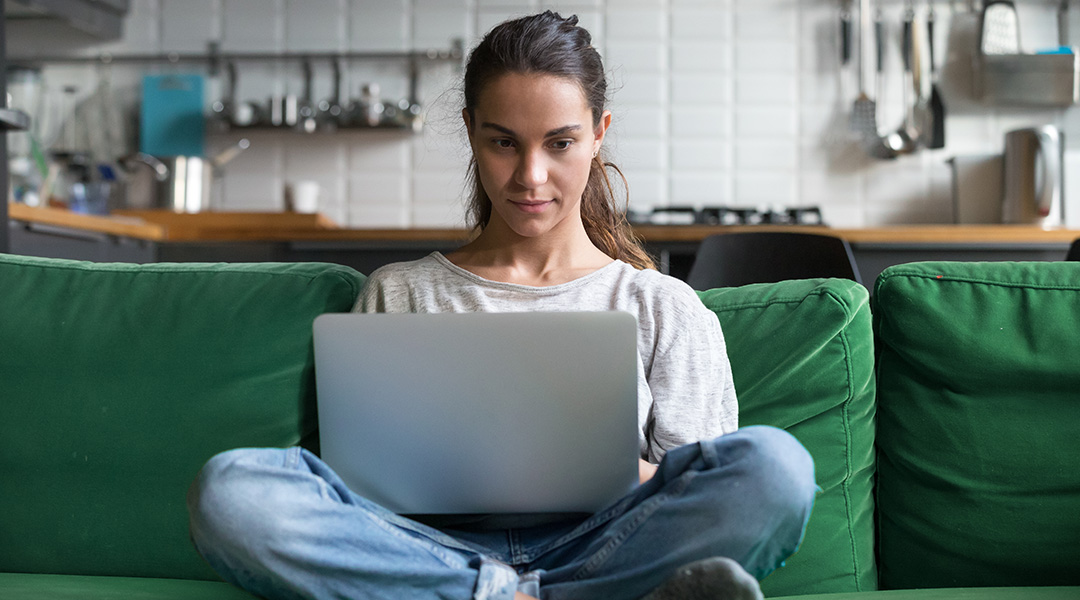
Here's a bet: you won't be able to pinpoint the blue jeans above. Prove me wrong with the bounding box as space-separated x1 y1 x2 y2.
187 426 815 600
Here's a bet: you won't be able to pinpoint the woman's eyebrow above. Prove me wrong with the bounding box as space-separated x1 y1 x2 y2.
480 123 582 137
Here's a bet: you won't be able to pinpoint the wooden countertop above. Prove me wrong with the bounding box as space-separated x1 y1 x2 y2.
9 204 1080 245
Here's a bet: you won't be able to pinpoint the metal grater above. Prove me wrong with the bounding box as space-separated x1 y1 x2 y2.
981 1 1020 55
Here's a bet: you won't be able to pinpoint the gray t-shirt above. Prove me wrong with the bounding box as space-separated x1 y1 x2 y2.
355 252 738 461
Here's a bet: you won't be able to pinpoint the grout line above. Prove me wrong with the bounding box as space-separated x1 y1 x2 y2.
663 0 672 209
794 0 803 208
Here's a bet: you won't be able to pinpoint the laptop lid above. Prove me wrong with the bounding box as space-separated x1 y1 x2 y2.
313 311 640 515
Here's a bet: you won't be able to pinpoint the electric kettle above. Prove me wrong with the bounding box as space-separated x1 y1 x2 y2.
1002 126 1064 226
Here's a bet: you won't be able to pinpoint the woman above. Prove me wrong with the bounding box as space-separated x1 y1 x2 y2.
188 12 815 600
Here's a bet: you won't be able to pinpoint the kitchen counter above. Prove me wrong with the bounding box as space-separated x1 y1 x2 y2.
9 204 1080 245
8 204 1078 282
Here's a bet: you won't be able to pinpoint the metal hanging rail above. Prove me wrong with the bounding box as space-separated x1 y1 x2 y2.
7 40 465 67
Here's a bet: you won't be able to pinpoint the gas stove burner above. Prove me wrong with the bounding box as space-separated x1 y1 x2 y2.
630 205 825 226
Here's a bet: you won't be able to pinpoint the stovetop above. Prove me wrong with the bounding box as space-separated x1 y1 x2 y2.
627 206 825 226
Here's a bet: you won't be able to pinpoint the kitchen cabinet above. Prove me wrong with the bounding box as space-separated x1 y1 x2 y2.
11 220 155 262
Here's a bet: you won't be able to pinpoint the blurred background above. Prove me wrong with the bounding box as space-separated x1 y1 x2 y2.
5 0 1080 229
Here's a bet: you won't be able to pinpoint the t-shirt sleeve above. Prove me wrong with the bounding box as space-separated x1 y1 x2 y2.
353 273 383 312
644 296 738 461
353 264 413 313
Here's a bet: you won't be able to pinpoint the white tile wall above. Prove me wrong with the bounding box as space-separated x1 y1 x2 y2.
12 0 1080 227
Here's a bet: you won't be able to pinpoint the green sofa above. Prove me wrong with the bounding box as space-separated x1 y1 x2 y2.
1 253 1077 599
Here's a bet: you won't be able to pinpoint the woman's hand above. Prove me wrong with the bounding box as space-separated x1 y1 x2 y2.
639 458 659 484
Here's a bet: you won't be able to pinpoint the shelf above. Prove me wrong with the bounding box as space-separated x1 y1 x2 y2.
213 122 421 134
976 52 1080 107
8 42 464 133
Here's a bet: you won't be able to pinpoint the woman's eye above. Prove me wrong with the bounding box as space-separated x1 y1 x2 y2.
551 140 573 150
493 139 514 149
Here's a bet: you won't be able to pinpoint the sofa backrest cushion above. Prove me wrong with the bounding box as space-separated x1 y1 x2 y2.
873 261 1080 588
0 254 365 581
699 278 877 596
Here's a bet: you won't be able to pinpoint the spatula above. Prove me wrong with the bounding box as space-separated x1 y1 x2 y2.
850 0 881 142
851 0 897 159
851 0 876 134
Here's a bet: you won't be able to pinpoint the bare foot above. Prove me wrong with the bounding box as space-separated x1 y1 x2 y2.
514 593 538 600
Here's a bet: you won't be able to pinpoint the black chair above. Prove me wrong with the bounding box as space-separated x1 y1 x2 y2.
1067 238 1080 261
685 231 863 290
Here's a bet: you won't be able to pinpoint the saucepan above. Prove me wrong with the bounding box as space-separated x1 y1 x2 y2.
122 139 250 213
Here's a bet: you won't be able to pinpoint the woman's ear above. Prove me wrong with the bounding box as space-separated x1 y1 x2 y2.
462 108 473 136
593 110 612 155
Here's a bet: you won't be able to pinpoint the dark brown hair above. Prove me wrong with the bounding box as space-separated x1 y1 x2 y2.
462 11 656 270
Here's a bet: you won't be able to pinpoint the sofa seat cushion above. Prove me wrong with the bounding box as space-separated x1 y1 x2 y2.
699 279 876 596
873 262 1080 588
772 586 1080 600
0 573 257 599
0 255 365 581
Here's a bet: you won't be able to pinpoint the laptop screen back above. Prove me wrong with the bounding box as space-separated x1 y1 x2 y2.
313 311 640 515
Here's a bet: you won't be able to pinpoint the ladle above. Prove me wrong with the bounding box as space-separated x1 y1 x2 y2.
885 3 920 155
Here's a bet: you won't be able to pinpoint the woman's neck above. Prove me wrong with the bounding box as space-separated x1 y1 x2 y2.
446 220 614 287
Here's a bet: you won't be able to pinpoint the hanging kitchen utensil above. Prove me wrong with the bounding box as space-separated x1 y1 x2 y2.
927 3 946 148
827 0 863 149
298 60 317 133
317 58 344 131
841 1 853 96
979 0 1020 55
852 0 897 158
870 7 900 158
1058 0 1072 47
851 0 881 141
211 61 240 130
886 3 920 154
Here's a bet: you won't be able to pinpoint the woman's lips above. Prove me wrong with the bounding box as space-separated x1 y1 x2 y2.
510 199 553 213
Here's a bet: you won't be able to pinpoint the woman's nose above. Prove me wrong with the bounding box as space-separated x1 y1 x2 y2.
515 150 548 188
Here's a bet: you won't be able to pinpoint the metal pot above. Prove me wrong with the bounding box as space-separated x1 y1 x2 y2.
122 139 250 212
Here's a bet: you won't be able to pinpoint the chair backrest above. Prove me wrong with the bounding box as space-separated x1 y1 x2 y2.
685 231 862 290
1067 238 1080 261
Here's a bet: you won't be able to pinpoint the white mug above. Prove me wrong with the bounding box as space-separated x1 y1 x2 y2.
286 180 320 213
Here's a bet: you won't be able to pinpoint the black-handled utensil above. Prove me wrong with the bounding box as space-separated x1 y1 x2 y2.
841 5 853 67
928 4 946 148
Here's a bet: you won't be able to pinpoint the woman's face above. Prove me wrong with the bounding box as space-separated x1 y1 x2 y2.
465 72 610 240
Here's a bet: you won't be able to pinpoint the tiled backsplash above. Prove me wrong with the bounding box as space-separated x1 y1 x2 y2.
11 0 1080 228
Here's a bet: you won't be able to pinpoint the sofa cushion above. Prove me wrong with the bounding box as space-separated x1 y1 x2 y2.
699 278 877 596
873 261 1080 588
0 254 365 581
0 573 257 599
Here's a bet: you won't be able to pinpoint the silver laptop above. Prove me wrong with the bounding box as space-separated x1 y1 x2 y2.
313 311 640 515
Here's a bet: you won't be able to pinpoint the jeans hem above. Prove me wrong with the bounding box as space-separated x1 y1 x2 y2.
474 558 520 600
